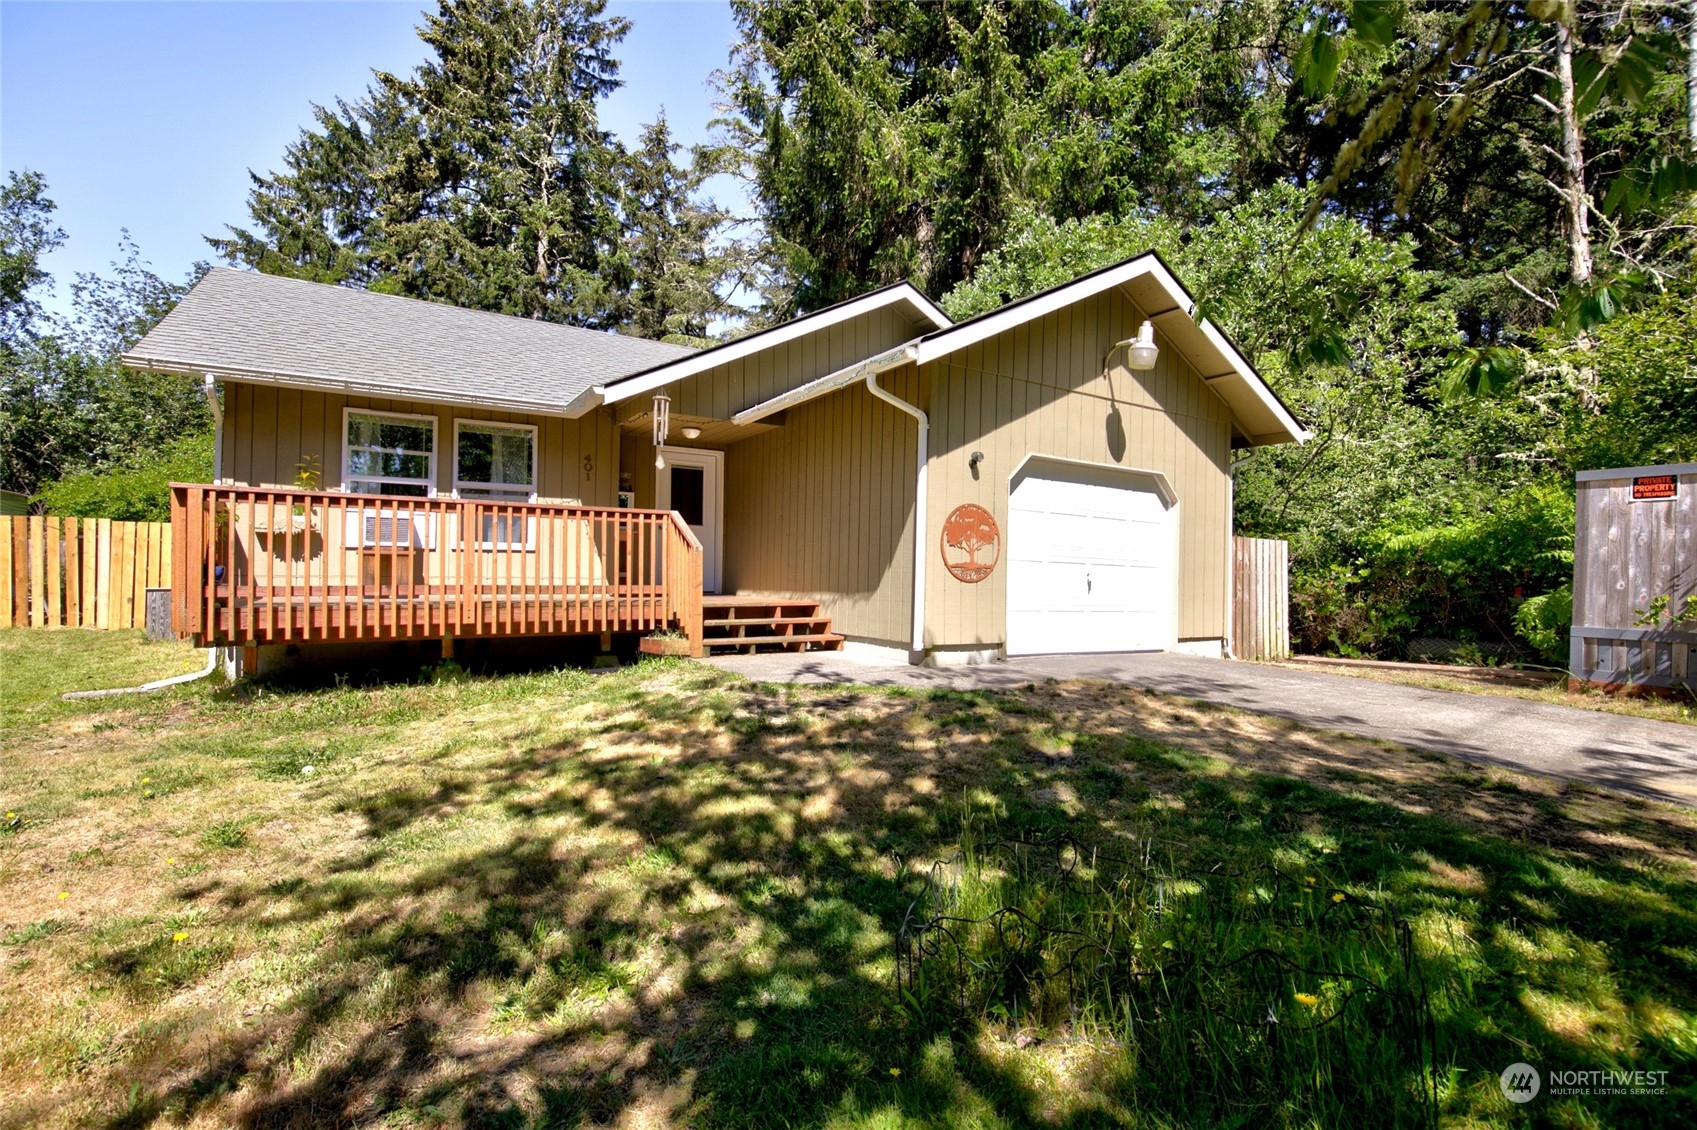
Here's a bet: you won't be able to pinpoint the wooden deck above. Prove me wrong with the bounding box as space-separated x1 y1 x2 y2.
170 485 704 653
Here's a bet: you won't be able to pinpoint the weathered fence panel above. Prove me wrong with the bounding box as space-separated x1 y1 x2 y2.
1232 535 1290 662
1 516 172 630
1570 463 1695 692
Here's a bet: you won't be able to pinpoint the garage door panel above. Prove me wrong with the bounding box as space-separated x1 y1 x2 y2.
1007 462 1174 656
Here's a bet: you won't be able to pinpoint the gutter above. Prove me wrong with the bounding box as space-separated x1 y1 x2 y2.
122 353 589 420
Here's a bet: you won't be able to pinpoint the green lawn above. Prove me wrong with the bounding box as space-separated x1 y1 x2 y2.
1 629 1694 1128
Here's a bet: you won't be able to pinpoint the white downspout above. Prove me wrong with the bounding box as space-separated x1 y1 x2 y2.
204 374 223 484
865 369 927 657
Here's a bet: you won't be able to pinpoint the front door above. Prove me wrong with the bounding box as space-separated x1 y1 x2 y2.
656 446 724 593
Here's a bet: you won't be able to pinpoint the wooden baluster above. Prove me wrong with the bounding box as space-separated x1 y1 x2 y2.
236 492 249 645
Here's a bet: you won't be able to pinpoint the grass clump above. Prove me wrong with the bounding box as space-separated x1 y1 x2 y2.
197 820 250 850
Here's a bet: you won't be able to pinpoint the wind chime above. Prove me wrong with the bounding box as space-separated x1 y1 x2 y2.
652 391 671 469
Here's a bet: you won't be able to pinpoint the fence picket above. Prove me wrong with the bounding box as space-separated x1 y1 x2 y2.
1232 535 1290 662
0 516 172 630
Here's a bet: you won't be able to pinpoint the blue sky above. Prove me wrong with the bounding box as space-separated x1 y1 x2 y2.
1 0 744 317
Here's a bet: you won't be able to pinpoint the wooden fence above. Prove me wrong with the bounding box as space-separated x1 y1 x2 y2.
1232 535 1290 662
2 516 173 630
1570 463 1694 692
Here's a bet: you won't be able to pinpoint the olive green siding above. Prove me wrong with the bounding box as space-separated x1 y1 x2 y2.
219 383 621 505
921 288 1233 649
720 370 924 647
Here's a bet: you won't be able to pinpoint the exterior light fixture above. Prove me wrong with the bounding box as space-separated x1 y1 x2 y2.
680 426 702 440
652 392 670 468
1124 320 1160 371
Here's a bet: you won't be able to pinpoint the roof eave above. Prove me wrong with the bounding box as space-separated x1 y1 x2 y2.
731 342 920 426
121 353 587 420
601 284 951 405
912 253 1307 446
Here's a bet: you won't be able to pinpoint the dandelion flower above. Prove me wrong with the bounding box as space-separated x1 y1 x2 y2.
141 777 150 784
1332 892 1346 903
1294 992 1320 1009
1304 876 1316 885
172 931 189 943
889 1067 901 1077
166 858 175 865
5 811 15 819
57 892 68 900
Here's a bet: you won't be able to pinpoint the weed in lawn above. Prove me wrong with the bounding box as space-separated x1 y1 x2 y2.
4 919 67 947
198 820 249 850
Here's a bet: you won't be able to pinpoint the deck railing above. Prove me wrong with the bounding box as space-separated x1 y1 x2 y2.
169 484 703 654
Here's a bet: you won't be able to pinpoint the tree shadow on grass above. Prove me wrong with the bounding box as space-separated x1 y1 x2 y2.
69 673 1697 1129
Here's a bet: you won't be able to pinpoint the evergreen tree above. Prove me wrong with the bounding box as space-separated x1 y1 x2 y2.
617 116 737 343
214 0 635 327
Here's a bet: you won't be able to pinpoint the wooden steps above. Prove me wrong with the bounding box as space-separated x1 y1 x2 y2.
701 595 845 655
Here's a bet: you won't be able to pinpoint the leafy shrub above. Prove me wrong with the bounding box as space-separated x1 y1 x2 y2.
32 432 211 521
1291 483 1574 659
1514 584 1573 665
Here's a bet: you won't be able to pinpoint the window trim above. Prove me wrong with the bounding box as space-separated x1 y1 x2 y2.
341 407 438 497
452 418 539 503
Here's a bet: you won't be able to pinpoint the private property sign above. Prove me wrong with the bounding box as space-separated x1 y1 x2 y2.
1632 474 1678 501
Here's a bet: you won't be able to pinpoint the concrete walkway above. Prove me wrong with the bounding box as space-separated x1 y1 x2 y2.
706 650 1697 805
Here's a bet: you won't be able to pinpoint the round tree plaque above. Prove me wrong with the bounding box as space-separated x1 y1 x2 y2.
940 503 1001 583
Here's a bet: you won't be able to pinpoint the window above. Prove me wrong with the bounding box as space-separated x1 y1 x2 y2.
344 410 436 496
455 421 537 502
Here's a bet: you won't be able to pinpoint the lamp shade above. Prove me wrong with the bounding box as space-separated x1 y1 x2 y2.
1126 320 1159 371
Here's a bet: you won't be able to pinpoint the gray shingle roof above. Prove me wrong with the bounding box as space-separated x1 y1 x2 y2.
121 268 697 415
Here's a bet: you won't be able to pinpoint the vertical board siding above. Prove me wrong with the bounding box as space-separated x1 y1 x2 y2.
721 370 921 647
2 517 171 629
923 288 1233 649
1570 468 1696 690
1232 536 1290 661
220 385 620 506
610 300 935 647
626 304 932 426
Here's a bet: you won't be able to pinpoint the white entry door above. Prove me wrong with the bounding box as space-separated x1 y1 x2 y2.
1006 460 1175 655
657 446 724 593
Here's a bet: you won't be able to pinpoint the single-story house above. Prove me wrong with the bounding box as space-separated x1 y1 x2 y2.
123 255 1305 667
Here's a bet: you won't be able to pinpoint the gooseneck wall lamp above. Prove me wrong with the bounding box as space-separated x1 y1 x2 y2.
1113 320 1160 371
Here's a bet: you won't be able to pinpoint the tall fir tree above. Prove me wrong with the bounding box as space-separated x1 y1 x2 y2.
616 116 736 342
214 0 635 327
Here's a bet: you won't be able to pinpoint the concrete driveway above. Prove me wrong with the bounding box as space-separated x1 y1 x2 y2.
706 650 1697 805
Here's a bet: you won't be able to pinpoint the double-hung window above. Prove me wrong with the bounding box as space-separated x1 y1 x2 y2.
344 410 436 496
454 421 537 502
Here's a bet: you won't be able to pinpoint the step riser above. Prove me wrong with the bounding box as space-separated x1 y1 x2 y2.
698 595 842 654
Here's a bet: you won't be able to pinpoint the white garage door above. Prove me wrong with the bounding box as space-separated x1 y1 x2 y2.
1006 461 1175 656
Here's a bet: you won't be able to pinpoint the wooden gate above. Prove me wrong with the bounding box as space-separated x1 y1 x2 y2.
1570 464 1695 692
1232 535 1290 662
1 516 173 629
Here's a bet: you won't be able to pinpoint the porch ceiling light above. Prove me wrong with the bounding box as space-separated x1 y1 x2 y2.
1123 320 1160 371
680 426 702 440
